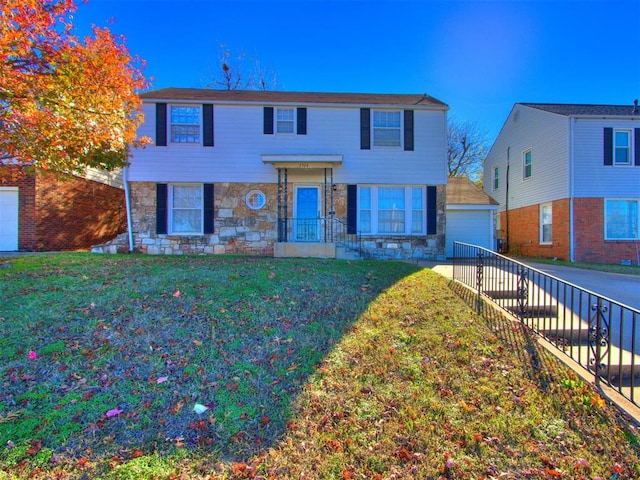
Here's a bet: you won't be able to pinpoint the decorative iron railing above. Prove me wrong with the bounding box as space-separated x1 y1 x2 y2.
453 241 640 407
277 217 362 254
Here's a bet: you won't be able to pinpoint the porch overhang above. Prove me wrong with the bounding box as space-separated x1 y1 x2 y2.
261 154 343 170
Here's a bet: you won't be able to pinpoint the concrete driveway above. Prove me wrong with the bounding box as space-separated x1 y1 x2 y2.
420 259 639 311
522 261 640 311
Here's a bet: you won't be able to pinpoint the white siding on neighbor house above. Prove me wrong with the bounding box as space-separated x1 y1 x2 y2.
484 105 569 211
130 103 448 185
572 118 640 198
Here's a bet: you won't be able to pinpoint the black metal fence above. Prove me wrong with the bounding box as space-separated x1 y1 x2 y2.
453 241 640 407
277 217 362 253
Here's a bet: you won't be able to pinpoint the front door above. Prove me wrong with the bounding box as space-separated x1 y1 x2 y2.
295 186 319 241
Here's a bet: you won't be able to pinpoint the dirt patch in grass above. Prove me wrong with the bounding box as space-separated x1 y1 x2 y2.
0 254 638 479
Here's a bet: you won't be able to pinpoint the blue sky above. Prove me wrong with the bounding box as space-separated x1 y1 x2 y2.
73 0 640 142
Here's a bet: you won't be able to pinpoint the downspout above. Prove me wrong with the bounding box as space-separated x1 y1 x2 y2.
123 166 134 253
568 117 575 262
505 147 510 252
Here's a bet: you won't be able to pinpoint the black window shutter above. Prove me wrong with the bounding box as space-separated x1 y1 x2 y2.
426 186 437 235
347 184 358 234
297 107 307 135
203 183 214 233
360 108 370 150
203 104 214 147
603 127 613 165
635 128 640 166
404 110 414 151
156 183 168 234
264 107 274 134
156 103 167 146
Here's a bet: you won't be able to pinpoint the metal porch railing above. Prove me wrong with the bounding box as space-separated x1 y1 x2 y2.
277 217 362 254
453 241 640 407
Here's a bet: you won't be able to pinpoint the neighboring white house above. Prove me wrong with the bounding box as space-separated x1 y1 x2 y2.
111 88 450 259
484 102 640 264
445 177 499 258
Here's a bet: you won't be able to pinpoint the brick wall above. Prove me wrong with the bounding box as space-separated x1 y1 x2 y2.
499 198 571 260
574 198 639 265
34 171 126 251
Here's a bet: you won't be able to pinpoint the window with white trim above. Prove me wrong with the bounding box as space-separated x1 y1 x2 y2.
493 166 499 190
276 108 295 133
373 110 401 147
605 199 639 240
170 106 201 143
523 149 532 179
540 203 552 244
358 186 425 235
170 184 203 234
614 130 632 165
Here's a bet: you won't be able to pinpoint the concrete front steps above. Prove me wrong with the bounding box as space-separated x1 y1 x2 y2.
274 242 361 260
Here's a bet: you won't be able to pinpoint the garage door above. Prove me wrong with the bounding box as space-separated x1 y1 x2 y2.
0 187 19 251
446 209 492 258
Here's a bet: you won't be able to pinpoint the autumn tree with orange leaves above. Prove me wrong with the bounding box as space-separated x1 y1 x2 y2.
0 0 150 175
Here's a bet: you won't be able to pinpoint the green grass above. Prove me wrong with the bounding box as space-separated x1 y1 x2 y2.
0 253 638 479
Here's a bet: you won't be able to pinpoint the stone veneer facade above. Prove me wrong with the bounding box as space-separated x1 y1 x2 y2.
96 182 446 260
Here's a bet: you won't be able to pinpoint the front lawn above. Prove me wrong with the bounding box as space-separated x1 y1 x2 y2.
0 253 638 479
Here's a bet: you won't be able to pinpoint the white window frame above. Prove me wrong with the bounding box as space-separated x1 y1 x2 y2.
357 185 425 235
614 129 632 165
604 198 639 240
276 107 295 134
492 165 499 190
168 183 204 235
170 105 201 144
372 110 402 148
523 149 532 180
540 202 552 245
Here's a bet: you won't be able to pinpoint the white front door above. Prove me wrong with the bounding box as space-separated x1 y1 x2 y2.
294 186 320 241
0 187 19 251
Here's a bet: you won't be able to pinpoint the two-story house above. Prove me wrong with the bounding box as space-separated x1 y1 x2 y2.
114 88 449 259
484 102 640 264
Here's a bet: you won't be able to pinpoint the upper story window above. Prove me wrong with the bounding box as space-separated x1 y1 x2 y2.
523 149 532 179
492 166 499 190
614 130 631 165
276 108 295 133
170 106 201 143
373 111 401 147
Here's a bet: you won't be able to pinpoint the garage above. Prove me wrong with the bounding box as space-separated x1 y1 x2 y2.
0 187 19 251
445 178 498 258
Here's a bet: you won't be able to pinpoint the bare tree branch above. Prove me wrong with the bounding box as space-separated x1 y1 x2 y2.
448 117 488 185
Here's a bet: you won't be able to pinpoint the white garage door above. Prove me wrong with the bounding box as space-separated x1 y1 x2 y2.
446 209 493 258
0 187 19 251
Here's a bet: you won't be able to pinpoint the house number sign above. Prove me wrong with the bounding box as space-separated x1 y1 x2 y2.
298 162 310 168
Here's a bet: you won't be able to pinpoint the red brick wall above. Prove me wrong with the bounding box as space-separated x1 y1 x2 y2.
573 197 639 265
34 171 126 251
0 169 37 251
499 198 571 260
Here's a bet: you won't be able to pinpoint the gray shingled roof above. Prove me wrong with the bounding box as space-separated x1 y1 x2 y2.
140 88 448 108
522 103 640 117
